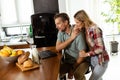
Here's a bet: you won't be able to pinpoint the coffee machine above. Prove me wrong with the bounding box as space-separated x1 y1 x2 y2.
31 13 58 47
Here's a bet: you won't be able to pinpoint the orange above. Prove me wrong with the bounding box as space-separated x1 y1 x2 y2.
17 50 24 55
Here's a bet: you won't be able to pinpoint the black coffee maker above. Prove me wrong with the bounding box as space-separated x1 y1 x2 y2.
31 13 58 47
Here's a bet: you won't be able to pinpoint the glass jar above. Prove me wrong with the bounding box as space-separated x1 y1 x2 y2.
30 45 40 64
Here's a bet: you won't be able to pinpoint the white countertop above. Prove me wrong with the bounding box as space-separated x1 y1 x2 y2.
0 37 33 46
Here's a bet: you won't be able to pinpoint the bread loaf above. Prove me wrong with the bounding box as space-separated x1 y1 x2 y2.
23 58 33 68
18 51 30 64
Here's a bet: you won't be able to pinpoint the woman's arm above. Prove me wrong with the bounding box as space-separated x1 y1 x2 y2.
87 27 105 56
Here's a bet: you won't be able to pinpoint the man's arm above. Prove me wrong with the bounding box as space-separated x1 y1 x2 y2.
73 54 85 69
76 56 85 64
56 37 74 52
56 27 80 52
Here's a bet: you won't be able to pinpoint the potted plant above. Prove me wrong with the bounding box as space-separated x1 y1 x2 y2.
101 0 120 55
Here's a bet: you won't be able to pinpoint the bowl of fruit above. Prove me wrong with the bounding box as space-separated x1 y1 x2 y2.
0 46 24 63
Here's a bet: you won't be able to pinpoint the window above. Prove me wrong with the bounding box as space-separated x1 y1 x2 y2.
3 25 30 36
0 0 34 26
0 0 34 37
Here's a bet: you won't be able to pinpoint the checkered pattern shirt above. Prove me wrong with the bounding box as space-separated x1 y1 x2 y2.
86 25 109 65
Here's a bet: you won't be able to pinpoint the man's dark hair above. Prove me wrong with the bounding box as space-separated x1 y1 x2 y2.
54 13 70 24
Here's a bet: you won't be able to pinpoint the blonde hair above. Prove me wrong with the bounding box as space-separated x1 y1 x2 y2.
74 10 95 27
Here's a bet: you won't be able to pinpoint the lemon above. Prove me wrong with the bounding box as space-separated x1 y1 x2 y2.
0 49 10 57
3 46 13 55
11 50 17 56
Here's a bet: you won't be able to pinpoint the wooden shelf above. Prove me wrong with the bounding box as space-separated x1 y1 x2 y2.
0 43 30 49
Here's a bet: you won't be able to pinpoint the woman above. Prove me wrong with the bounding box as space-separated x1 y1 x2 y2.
74 10 110 80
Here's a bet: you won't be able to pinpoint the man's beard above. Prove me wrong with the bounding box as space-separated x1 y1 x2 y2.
61 27 67 32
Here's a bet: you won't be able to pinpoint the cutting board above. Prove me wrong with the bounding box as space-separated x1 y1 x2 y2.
16 63 39 72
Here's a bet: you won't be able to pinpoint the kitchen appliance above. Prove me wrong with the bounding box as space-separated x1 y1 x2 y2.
31 13 58 47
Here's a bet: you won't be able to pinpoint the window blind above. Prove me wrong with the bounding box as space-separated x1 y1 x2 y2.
0 0 34 27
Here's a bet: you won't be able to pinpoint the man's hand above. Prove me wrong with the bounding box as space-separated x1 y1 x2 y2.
79 50 88 57
70 25 80 40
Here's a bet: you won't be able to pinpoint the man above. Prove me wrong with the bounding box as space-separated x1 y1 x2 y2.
54 13 89 80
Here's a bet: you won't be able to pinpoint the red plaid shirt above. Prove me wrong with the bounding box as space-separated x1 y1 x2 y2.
86 25 109 65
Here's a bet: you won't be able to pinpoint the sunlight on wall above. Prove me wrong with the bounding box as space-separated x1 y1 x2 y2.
58 0 119 36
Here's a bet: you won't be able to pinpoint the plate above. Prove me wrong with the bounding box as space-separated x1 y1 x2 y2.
16 62 39 72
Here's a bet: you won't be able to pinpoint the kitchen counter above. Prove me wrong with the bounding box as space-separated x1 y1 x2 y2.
0 37 33 49
0 46 61 80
